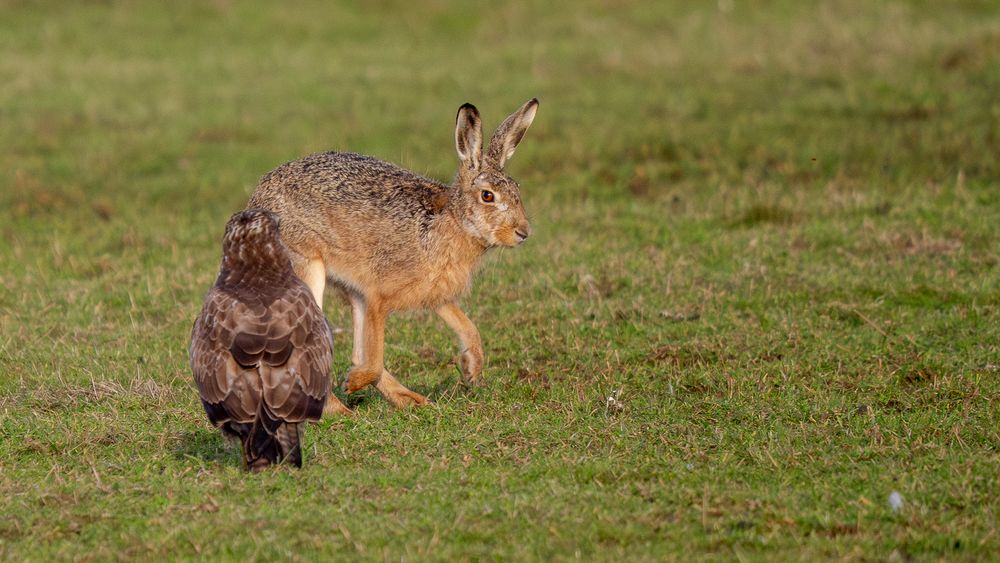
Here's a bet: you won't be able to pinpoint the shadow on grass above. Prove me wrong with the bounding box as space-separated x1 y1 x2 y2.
424 372 483 403
338 369 481 408
172 428 241 467
173 379 474 467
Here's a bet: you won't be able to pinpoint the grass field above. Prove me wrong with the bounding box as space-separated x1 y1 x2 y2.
1 0 998 560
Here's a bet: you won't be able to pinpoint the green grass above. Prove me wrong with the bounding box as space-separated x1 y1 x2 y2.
1 0 998 560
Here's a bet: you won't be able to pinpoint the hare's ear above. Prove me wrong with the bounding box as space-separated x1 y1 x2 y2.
485 98 538 169
455 103 483 171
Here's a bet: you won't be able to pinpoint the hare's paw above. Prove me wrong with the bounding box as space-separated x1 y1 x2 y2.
323 395 353 416
385 387 430 408
345 367 381 393
459 347 484 385
376 371 430 408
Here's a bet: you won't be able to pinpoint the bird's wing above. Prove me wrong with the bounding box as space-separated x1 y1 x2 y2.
256 282 332 423
189 289 262 426
190 282 332 426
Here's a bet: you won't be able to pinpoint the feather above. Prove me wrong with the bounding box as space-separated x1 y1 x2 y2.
189 209 332 471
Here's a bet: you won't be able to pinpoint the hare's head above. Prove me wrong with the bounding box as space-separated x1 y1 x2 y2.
451 98 538 248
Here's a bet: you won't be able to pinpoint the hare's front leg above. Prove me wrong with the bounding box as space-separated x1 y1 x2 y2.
298 256 327 308
344 294 429 406
436 302 484 385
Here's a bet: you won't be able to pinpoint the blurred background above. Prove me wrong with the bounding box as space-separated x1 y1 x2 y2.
3 0 995 342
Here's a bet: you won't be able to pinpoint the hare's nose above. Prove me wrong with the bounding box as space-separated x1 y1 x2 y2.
514 223 531 242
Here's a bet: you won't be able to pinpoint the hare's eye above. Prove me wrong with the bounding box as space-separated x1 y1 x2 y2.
481 190 495 203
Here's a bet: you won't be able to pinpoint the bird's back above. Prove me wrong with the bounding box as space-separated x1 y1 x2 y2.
191 283 331 427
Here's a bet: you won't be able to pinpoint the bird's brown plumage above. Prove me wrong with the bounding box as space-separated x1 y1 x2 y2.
189 209 331 470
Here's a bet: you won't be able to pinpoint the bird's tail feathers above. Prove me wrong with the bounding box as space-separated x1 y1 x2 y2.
242 405 303 471
276 423 304 468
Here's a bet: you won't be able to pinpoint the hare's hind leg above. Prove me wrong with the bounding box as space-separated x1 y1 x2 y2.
289 255 352 416
348 291 365 366
344 295 385 393
345 293 428 406
376 372 429 407
436 302 484 385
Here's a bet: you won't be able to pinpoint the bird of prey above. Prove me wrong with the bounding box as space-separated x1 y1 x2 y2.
189 209 333 471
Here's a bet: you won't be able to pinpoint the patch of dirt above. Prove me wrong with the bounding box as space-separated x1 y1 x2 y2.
647 344 724 368
941 33 1000 70
880 230 962 256
660 309 700 322
415 346 439 361
812 523 860 538
878 104 935 122
727 204 799 228
577 273 626 300
516 369 551 389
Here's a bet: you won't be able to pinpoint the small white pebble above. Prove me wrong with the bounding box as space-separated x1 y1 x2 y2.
686 463 694 471
605 389 625 412
888 491 904 512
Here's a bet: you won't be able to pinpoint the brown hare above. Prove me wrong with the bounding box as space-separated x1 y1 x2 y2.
247 99 539 410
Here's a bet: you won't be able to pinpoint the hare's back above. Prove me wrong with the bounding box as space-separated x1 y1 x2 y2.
256 151 447 206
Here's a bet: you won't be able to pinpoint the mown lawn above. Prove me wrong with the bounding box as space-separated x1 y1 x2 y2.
1 1 997 560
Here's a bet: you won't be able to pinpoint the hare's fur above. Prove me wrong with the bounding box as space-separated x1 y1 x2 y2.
247 99 538 409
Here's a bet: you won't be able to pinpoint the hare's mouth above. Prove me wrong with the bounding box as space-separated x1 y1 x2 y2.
494 225 528 248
